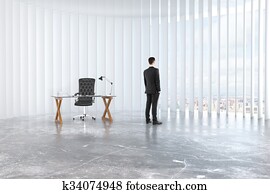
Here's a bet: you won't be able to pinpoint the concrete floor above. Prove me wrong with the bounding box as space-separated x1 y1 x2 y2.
0 111 270 179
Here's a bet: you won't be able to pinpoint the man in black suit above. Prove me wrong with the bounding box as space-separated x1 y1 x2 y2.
144 57 162 125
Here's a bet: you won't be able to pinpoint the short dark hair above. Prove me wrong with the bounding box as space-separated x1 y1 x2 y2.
148 57 155 65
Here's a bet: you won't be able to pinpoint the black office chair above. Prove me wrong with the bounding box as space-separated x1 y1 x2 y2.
73 78 96 121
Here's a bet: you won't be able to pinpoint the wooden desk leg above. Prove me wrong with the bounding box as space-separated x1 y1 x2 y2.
102 97 113 122
55 98 63 124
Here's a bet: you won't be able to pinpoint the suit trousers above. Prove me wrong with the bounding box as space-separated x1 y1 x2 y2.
145 93 160 121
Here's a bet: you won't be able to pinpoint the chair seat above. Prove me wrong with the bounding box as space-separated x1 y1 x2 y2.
75 97 93 106
75 102 92 106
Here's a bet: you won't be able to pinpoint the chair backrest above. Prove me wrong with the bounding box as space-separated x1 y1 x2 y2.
75 78 95 107
79 78 95 95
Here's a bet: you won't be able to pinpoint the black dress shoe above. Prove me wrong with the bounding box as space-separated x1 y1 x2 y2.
146 120 151 124
153 121 162 125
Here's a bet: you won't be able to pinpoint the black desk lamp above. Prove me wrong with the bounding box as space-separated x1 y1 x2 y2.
99 76 113 95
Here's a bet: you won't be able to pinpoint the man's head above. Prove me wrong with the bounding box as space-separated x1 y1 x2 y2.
148 57 155 66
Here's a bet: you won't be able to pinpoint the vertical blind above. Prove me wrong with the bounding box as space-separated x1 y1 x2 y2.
0 0 269 120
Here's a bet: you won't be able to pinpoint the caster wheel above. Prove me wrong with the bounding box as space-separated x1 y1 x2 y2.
73 118 75 120
82 119 84 121
92 117 96 120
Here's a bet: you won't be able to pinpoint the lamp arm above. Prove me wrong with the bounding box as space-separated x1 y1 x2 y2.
105 77 113 85
105 78 113 95
100 76 113 95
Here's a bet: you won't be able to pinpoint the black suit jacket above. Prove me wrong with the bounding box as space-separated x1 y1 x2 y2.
144 66 161 94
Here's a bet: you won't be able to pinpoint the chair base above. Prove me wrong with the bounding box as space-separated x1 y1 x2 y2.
73 107 96 121
73 114 96 121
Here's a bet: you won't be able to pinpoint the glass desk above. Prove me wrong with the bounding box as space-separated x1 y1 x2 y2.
51 95 116 124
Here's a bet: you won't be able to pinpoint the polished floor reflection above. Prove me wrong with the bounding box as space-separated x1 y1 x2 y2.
0 111 270 179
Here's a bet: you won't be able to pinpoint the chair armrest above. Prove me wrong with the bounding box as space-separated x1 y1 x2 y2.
90 93 95 103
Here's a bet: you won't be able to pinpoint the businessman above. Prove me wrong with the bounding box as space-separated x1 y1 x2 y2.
144 57 162 125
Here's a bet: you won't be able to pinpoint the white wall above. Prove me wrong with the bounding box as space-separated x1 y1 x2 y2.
0 0 268 120
266 0 270 120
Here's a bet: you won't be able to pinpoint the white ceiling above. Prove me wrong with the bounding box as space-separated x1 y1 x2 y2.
18 0 172 17
16 1 258 19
